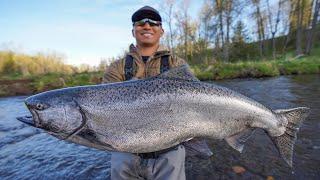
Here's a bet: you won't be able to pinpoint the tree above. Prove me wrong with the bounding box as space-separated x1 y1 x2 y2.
305 0 320 54
212 0 237 62
266 0 284 59
198 0 215 64
224 0 234 62
296 0 304 55
288 0 313 55
215 0 225 60
282 0 295 53
231 20 251 61
252 0 266 58
159 0 177 53
175 0 194 60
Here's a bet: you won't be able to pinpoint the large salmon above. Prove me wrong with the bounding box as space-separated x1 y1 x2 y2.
17 65 310 167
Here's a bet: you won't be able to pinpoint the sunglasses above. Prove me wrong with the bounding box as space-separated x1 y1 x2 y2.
133 18 162 27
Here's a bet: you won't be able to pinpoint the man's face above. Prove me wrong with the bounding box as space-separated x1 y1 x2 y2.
133 20 163 47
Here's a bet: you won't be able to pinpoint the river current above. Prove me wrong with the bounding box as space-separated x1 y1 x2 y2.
0 75 319 179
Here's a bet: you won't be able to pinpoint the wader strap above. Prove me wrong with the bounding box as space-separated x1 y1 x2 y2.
125 55 170 80
124 55 134 80
160 55 170 73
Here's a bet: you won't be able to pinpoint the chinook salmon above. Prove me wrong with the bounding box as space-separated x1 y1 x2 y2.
17 65 309 167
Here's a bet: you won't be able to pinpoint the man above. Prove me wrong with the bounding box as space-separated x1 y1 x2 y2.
103 6 212 180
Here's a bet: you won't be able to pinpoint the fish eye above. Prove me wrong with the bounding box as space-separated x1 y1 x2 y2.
35 103 48 111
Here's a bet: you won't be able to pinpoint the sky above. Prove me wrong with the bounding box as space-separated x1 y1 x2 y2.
0 0 202 66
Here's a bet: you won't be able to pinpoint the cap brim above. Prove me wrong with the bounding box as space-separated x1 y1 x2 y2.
132 10 161 22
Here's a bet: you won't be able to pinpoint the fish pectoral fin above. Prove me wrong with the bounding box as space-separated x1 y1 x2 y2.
225 128 257 153
225 136 244 153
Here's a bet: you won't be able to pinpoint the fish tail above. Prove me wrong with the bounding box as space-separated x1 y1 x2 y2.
272 107 310 167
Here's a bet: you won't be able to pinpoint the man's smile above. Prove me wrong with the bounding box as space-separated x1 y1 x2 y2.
141 32 154 38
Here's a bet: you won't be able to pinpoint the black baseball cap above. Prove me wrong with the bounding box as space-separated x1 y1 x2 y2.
131 6 162 23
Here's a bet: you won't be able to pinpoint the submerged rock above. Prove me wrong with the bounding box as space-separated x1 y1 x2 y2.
232 166 246 174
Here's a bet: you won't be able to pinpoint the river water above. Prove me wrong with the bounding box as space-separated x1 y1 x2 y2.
0 75 319 180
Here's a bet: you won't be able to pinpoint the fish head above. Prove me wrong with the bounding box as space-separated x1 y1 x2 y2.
24 89 84 139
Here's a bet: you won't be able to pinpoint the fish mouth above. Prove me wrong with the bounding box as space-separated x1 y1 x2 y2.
17 108 40 127
16 115 35 126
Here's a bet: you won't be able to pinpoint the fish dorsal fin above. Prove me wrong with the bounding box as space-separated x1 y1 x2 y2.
225 128 257 153
156 64 200 81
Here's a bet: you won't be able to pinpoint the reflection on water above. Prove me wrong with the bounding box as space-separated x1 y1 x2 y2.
0 75 319 179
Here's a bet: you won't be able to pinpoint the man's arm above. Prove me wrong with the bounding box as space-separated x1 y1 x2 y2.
102 59 125 84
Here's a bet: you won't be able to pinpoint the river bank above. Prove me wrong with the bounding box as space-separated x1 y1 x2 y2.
0 72 103 97
194 55 320 80
0 56 319 97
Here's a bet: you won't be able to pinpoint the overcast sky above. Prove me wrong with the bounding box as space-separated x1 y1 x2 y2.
0 0 202 66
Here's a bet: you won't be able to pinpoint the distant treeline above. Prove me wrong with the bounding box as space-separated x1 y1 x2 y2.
0 51 73 78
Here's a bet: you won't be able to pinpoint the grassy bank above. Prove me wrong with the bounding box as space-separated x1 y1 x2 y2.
30 71 103 92
0 72 103 97
192 53 320 80
1 57 319 97
192 44 320 80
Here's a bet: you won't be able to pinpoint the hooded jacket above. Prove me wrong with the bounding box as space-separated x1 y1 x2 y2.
102 44 185 83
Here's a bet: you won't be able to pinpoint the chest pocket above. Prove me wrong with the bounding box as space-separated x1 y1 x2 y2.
124 55 170 81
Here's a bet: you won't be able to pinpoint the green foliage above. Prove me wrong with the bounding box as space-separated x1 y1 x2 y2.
31 72 103 92
191 65 213 80
277 57 320 75
32 73 65 91
193 55 320 80
65 72 103 87
255 62 280 76
2 58 16 74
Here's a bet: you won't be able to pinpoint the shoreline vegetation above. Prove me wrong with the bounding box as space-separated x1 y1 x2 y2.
194 55 320 80
0 49 319 97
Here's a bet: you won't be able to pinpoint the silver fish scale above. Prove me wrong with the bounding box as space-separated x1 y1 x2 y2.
74 78 277 153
